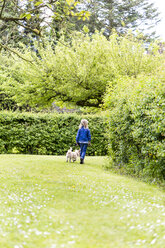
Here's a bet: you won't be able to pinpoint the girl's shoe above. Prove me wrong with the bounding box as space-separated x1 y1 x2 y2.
80 158 84 164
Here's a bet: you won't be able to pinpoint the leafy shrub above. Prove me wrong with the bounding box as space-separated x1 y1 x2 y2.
2 32 162 110
0 112 108 156
104 74 165 181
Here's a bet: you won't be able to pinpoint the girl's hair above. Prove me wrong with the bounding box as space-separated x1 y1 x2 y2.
79 119 88 129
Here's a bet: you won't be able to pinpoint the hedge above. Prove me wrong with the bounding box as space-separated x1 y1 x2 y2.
105 75 165 181
0 112 108 156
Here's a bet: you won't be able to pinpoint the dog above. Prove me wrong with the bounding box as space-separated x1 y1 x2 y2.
66 147 72 162
66 148 80 162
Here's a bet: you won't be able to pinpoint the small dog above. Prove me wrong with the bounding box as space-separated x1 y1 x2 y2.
66 147 80 162
66 147 72 162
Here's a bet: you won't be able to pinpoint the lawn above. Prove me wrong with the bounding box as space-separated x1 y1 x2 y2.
0 155 165 248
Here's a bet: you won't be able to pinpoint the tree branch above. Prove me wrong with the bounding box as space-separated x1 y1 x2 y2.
46 91 101 107
76 98 101 107
0 43 33 63
0 0 6 17
0 16 25 22
14 20 41 36
25 4 50 14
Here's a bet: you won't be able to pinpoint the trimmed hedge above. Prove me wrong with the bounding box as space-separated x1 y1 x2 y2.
105 75 165 181
0 112 108 155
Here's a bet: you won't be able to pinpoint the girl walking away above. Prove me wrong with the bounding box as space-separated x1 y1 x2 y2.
76 119 91 164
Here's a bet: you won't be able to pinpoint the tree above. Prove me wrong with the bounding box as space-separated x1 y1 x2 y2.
73 0 160 40
0 0 24 47
3 31 163 109
0 0 90 52
4 32 114 108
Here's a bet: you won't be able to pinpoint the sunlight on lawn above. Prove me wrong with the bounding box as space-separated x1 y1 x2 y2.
0 155 164 248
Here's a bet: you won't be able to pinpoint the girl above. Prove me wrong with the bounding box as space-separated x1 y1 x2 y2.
76 119 91 164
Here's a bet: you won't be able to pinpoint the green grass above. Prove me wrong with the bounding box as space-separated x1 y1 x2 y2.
0 155 165 248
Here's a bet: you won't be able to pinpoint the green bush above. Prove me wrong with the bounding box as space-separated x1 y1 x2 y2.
104 74 165 181
0 112 108 156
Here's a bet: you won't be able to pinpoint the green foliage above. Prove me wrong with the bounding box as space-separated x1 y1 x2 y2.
0 54 17 110
2 31 162 109
0 112 108 155
3 32 113 108
104 71 165 181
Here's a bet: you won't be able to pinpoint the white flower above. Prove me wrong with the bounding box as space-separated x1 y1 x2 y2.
51 245 56 248
35 230 42 235
150 238 157 245
68 241 75 244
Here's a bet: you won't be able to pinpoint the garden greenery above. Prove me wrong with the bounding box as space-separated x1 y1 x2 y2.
0 30 165 182
0 112 108 156
1 31 163 109
104 71 165 181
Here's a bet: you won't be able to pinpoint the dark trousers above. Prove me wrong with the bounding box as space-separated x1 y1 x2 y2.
79 143 88 160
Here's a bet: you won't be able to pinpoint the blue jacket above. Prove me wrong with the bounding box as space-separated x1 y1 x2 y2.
76 127 91 144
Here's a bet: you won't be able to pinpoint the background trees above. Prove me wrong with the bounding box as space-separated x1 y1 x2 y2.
0 0 90 49
0 0 21 46
74 0 160 40
0 0 161 50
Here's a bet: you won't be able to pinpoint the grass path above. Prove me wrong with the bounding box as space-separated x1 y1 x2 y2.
0 155 164 248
